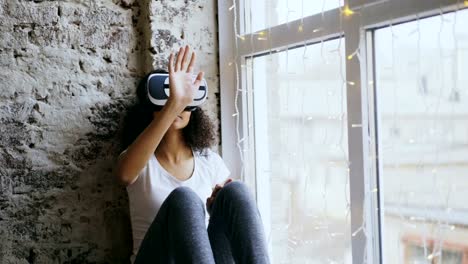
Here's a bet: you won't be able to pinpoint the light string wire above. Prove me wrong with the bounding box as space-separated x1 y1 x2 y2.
427 4 448 261
284 0 294 255
226 0 464 262
339 1 350 242
382 2 465 263
413 10 433 261
386 7 409 261
231 1 466 263
340 2 375 264
342 3 372 264
297 0 309 252
265 0 276 251
231 0 246 184
334 0 355 257
431 3 461 261
437 2 461 262
335 0 350 253
247 0 274 252
319 1 333 257
406 6 428 262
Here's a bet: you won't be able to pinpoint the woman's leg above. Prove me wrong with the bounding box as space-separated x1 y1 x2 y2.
135 186 215 264
208 181 270 264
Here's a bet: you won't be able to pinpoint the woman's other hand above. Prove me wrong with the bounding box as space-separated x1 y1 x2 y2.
168 45 204 109
206 178 233 215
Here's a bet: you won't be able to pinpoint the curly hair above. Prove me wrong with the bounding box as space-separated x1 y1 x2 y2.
121 70 216 153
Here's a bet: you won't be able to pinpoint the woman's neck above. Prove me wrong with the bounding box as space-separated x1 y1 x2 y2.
156 130 192 163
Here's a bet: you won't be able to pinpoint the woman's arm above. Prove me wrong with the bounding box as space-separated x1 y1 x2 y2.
115 45 204 186
116 100 184 186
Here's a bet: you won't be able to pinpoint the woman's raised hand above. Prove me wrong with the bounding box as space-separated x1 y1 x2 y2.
168 45 204 109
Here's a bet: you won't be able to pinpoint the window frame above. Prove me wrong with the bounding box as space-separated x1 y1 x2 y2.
217 0 466 263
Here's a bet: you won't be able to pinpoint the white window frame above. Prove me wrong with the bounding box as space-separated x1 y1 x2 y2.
217 0 466 263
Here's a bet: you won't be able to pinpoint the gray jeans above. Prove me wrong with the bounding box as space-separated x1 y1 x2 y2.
134 181 270 264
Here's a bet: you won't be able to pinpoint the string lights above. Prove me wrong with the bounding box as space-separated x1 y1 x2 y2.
342 5 355 17
229 0 466 263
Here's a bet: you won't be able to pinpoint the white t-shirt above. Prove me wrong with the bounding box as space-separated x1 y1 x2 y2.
122 148 230 263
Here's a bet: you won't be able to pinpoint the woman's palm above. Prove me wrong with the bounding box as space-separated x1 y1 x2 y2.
168 45 204 107
169 72 195 105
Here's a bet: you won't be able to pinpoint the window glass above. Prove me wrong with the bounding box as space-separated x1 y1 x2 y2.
375 9 468 263
246 0 343 33
249 39 350 263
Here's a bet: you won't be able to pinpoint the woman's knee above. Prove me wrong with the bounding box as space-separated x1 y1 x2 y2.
166 186 204 212
217 181 252 203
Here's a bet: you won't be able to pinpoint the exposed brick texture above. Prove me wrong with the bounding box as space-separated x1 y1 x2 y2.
0 0 219 263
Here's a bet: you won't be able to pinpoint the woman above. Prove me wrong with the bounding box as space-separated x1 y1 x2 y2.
116 45 270 264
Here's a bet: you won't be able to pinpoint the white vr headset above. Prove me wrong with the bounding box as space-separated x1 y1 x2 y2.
147 73 208 111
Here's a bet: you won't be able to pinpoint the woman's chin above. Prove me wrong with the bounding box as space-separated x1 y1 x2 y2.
169 121 185 130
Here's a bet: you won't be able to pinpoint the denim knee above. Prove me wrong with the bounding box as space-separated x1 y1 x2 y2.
218 181 252 203
166 186 204 213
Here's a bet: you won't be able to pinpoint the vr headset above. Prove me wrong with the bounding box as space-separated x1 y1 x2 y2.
146 73 208 111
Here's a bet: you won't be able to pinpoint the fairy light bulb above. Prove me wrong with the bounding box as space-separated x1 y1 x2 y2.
256 31 267 40
342 5 355 17
236 34 245 40
464 0 468 6
298 24 303 32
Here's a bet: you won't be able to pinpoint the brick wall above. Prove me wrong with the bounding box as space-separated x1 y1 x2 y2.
0 0 219 263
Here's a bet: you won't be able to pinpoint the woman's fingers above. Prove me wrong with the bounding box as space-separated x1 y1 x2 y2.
208 180 234 212
193 71 204 88
186 51 196 73
207 180 232 212
180 45 190 70
224 178 233 185
168 52 174 73
212 184 221 192
175 46 184 71
210 179 233 198
206 197 215 213
211 184 221 197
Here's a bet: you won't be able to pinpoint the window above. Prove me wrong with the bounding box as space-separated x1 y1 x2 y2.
218 0 468 263
244 0 343 33
375 9 468 264
249 39 349 262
